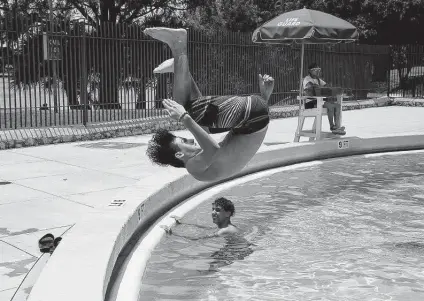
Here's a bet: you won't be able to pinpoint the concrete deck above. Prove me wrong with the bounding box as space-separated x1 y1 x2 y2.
1 106 424 301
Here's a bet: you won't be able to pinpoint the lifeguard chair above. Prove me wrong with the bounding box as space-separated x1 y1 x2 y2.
294 87 346 142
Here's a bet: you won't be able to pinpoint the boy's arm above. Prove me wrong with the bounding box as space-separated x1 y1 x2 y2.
161 225 218 241
162 99 219 160
180 114 220 155
175 232 218 241
304 81 316 96
319 78 327 86
171 216 215 230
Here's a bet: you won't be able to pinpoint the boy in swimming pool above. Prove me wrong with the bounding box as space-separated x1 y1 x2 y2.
144 27 275 182
162 197 238 238
162 197 252 271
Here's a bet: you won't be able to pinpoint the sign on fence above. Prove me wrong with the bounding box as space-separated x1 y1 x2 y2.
43 32 61 60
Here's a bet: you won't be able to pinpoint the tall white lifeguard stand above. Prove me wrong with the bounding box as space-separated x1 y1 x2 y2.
294 94 345 142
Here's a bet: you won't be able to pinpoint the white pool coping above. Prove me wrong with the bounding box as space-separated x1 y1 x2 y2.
27 134 424 301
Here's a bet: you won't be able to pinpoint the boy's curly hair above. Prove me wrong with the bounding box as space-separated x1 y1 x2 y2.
146 128 185 168
213 197 235 217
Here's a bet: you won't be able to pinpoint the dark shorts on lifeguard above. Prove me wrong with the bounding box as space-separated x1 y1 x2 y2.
184 95 269 135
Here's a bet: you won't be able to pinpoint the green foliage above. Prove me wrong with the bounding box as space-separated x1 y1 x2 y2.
2 0 209 107
186 0 424 45
273 0 424 44
66 0 204 24
3 0 423 108
183 0 277 33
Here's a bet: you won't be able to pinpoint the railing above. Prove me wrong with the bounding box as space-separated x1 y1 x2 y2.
0 17 393 129
388 45 424 98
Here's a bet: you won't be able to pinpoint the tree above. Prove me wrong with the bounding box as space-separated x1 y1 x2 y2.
0 0 74 91
60 0 198 108
0 0 48 45
66 0 203 24
273 0 424 91
273 0 424 45
183 0 280 33
10 18 175 111
7 0 204 110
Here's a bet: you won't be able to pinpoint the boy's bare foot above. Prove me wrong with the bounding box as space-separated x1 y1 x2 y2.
153 58 174 74
143 27 187 50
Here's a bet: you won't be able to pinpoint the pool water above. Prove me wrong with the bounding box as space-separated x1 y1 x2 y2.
140 153 424 301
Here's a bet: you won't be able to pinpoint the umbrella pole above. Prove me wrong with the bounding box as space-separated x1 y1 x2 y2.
299 41 305 99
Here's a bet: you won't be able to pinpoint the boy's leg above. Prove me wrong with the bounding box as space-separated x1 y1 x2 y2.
144 28 191 107
172 52 191 107
323 101 336 129
334 103 344 129
330 102 345 131
325 101 346 135
154 58 202 100
190 74 202 100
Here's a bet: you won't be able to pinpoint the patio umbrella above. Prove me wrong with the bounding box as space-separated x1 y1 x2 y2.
252 7 359 98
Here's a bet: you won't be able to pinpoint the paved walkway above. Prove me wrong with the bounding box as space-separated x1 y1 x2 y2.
1 106 424 301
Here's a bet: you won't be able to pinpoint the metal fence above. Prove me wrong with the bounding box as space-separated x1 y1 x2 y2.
0 17 394 129
388 45 424 98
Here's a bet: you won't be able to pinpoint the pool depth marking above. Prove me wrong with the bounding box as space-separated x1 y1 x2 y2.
337 139 350 150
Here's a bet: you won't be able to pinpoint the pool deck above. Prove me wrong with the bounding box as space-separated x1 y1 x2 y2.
1 105 424 301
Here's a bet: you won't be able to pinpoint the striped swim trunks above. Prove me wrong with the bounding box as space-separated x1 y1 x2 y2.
184 95 269 135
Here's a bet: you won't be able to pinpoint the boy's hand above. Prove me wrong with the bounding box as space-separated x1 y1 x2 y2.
162 99 187 121
170 215 182 224
160 225 173 234
259 74 274 89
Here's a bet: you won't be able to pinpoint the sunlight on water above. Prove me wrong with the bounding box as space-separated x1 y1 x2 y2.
140 153 424 301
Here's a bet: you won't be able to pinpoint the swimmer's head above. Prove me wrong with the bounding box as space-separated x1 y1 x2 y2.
212 197 235 225
146 128 198 168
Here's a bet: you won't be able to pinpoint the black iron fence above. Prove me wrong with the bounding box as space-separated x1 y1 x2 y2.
0 17 400 129
388 45 424 98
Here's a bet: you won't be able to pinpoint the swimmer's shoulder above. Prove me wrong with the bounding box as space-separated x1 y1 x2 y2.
217 224 239 236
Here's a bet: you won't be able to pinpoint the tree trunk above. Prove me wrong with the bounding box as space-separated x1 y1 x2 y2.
98 38 121 109
136 80 146 109
63 78 79 107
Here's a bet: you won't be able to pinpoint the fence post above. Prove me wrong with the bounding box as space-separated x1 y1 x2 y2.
387 46 391 98
80 23 88 126
47 0 59 114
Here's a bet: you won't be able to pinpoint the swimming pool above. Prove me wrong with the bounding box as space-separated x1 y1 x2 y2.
140 152 424 301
